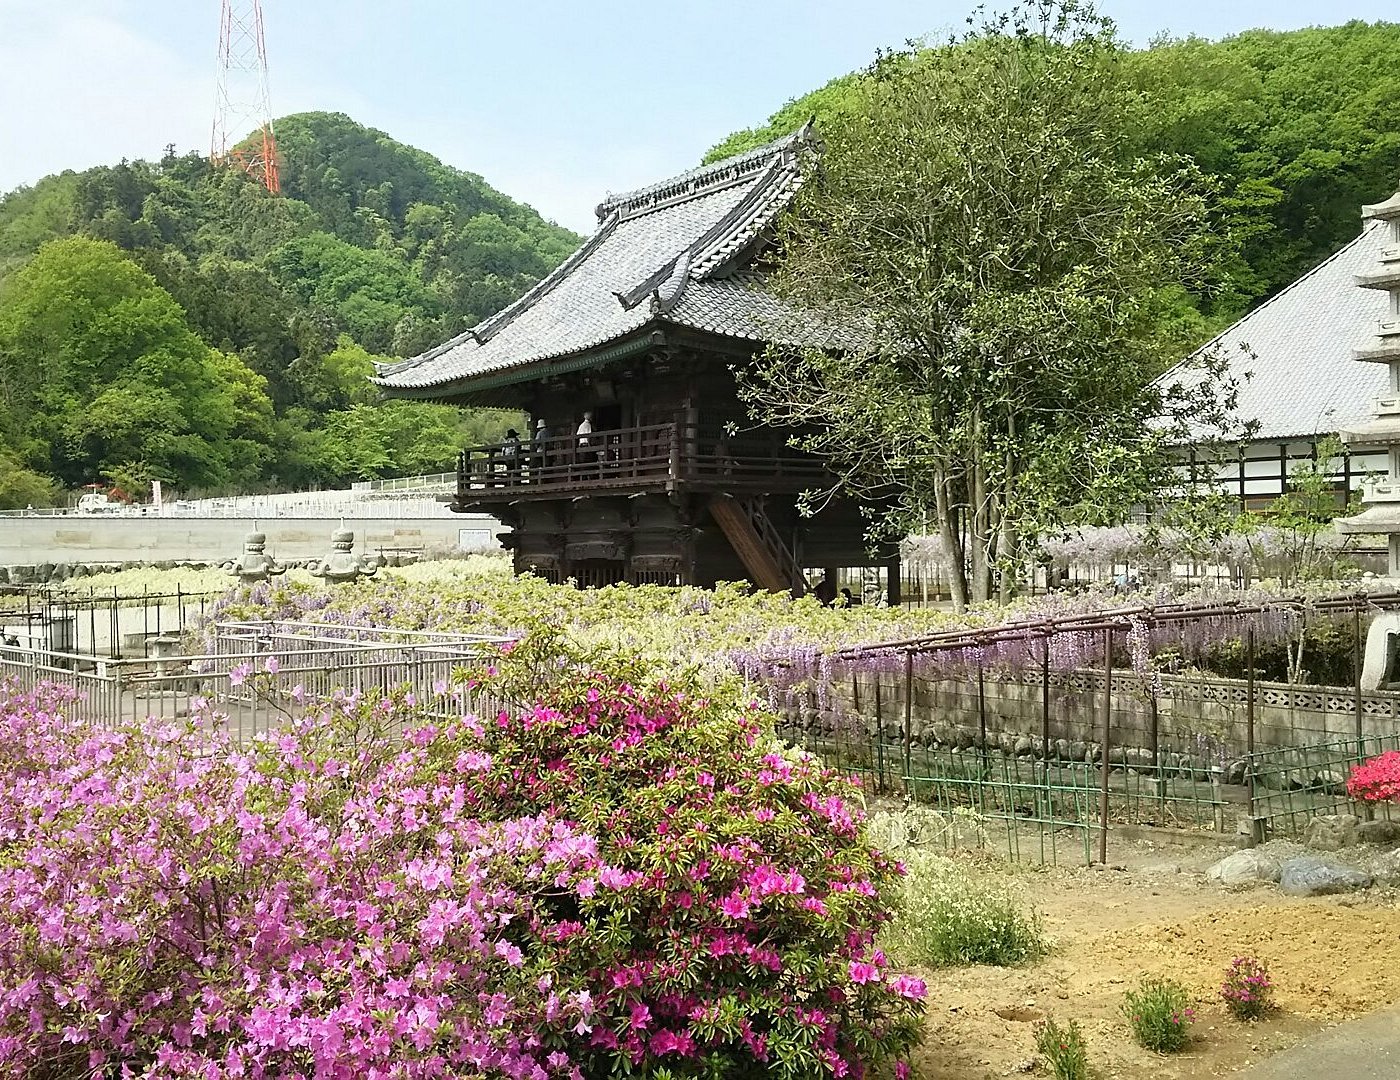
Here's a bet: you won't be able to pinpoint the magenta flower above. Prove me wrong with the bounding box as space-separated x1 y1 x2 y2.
890 975 927 1000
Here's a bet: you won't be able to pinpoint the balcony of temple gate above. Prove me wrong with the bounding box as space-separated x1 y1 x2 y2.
451 420 831 508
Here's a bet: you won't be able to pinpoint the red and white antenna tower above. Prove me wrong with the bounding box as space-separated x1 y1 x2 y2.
211 0 280 193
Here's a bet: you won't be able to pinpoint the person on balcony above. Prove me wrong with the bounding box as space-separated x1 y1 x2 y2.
531 418 551 479
501 428 521 484
575 411 599 475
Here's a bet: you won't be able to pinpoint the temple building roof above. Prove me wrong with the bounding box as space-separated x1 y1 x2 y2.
374 128 848 398
1160 220 1391 442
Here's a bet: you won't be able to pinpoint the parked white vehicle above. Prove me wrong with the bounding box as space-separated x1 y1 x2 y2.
76 493 118 514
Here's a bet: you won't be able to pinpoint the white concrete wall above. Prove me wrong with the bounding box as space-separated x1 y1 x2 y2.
0 514 504 565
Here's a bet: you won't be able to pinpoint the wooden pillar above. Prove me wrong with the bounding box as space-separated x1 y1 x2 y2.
886 552 902 607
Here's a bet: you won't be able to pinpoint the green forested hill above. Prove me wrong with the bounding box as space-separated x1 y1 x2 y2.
0 111 579 506
6 23 1399 509
709 20 1400 329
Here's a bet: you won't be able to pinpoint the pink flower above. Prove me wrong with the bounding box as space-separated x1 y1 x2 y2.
847 961 880 985
494 940 524 967
890 975 927 1000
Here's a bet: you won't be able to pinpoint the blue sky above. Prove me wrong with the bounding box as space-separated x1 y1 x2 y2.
1 0 1395 233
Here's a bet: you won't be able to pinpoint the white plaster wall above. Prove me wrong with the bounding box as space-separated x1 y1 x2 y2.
0 514 504 564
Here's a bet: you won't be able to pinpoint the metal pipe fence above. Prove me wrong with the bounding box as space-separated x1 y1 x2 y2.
772 589 1400 865
1 584 222 659
0 620 513 746
1246 733 1400 841
774 712 1240 865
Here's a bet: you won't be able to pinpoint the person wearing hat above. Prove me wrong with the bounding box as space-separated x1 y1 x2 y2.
501 427 521 484
531 418 552 480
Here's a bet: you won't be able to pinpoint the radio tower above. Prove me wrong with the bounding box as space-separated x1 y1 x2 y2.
211 0 280 193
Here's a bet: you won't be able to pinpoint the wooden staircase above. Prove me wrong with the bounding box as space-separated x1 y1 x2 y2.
707 494 803 594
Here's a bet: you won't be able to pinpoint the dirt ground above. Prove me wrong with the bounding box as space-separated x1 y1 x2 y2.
909 838 1400 1079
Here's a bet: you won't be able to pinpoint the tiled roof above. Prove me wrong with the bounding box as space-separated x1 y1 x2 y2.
374 129 840 395
1160 221 1391 442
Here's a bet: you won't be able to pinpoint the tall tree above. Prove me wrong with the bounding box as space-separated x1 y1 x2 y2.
741 0 1246 609
0 237 275 490
712 20 1400 327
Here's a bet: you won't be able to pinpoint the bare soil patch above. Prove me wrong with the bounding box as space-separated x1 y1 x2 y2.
908 848 1400 1078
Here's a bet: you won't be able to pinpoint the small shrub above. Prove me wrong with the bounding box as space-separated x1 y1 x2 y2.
883 851 1046 967
1035 1016 1089 1080
1348 750 1400 805
1220 956 1274 1020
1123 977 1196 1052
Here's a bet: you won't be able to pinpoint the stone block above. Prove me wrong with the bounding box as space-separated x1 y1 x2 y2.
1356 819 1400 846
1374 847 1400 885
1303 814 1360 851
1359 611 1400 691
1310 769 1349 796
1279 855 1372 896
1206 849 1283 887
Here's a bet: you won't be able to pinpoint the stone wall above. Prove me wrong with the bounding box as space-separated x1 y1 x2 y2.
0 514 504 579
792 667 1400 764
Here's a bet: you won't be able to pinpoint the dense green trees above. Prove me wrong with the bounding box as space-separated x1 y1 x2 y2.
0 113 578 501
0 237 275 492
711 19 1400 331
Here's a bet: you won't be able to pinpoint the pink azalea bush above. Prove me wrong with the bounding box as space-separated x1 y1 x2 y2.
458 653 925 1077
1347 750 1400 806
0 681 602 1079
0 656 924 1078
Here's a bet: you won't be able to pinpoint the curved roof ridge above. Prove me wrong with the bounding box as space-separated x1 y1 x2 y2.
613 155 795 312
375 210 623 377
374 123 830 398
594 126 812 223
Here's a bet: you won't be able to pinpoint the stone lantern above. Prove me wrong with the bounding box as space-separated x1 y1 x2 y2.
308 528 381 584
227 531 286 584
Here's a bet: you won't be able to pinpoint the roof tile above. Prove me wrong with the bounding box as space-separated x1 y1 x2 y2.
375 132 828 394
1162 221 1391 441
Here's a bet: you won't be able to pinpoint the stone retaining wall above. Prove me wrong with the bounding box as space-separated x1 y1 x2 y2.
779 667 1400 767
0 514 504 569
0 551 430 586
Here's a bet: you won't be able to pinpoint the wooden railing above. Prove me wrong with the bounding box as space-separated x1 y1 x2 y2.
456 423 829 498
